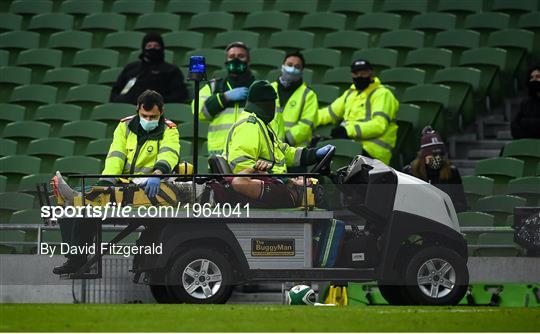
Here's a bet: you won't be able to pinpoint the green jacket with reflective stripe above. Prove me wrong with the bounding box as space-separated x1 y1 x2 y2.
102 115 180 179
224 111 303 174
318 77 399 164
270 81 318 147
193 77 252 155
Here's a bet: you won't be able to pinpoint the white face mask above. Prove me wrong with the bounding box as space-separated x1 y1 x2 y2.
279 65 303 87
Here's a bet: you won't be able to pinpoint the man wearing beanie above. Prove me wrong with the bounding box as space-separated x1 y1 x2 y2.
193 41 257 155
317 59 399 165
403 126 467 212
110 32 188 104
511 64 540 139
223 80 333 206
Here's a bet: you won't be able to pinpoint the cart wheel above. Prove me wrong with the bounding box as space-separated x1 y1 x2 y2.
377 284 410 305
166 248 233 304
149 285 175 304
404 246 468 305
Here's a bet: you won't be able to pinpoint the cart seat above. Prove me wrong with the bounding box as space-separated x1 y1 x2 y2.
208 155 232 174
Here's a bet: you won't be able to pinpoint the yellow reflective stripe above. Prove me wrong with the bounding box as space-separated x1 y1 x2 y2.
285 130 295 146
158 146 179 158
224 118 250 159
155 159 171 171
364 87 379 121
209 123 235 132
201 104 213 120
107 151 126 160
293 147 302 165
366 139 393 151
299 119 315 130
284 121 295 127
354 124 362 138
229 155 253 170
216 93 224 108
328 105 339 122
373 111 392 123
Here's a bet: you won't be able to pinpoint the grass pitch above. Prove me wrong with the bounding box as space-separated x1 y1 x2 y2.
1 304 539 332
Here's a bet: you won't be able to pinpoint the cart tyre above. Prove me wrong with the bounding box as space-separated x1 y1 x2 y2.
149 285 175 304
166 248 234 304
404 246 468 305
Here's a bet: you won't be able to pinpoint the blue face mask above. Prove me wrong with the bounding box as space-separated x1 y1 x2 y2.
282 65 302 75
140 117 159 132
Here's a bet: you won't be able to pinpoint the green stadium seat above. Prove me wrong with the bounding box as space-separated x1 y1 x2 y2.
352 48 399 73
320 139 362 170
250 48 286 77
166 0 211 16
322 67 353 92
437 0 483 26
33 104 82 134
98 67 122 85
0 50 8 67
0 155 41 179
382 0 427 26
379 67 426 99
458 211 494 227
459 47 507 107
0 66 31 101
0 32 40 63
28 13 74 42
302 48 341 82
133 13 180 34
392 103 420 167
0 104 26 135
186 49 225 74
401 84 450 136
53 156 102 175
212 31 260 49
502 139 540 176
268 30 315 52
410 13 457 45
462 175 495 210
0 176 6 192
48 31 92 67
111 0 155 29
59 0 103 16
433 30 480 65
63 85 111 115
58 121 108 152
432 67 482 127
274 0 316 28
354 13 401 47
379 30 425 65
464 12 510 45
16 49 62 82
0 139 17 157
42 68 90 101
323 31 369 66
188 12 234 40
404 48 452 82
80 13 127 47
162 31 204 65
164 103 193 124
9 209 41 225
91 103 134 136
103 31 145 64
475 232 521 256
329 0 374 15
243 11 289 46
179 140 193 156
2 120 51 144
0 230 26 253
518 12 540 58
220 0 263 14
27 138 75 171
491 0 539 24
507 177 540 206
9 85 57 114
17 173 51 192
299 13 346 45
474 157 525 193
311 84 340 107
86 138 112 160
73 48 119 79
487 29 535 92
0 13 22 33
9 0 52 16
476 195 527 226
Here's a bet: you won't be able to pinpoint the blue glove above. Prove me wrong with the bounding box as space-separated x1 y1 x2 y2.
316 144 334 160
224 87 249 102
143 177 160 198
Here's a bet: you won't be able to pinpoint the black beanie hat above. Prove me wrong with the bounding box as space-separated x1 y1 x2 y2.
141 32 164 50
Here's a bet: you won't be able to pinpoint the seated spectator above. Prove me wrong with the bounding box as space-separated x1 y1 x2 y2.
511 64 540 139
402 126 467 213
110 32 188 104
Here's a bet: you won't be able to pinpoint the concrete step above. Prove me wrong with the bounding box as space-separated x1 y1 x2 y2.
450 139 509 159
453 159 477 170
481 119 510 139
460 168 476 176
467 149 501 160
496 130 512 140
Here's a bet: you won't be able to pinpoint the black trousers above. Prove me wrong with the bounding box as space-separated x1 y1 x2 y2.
58 218 96 260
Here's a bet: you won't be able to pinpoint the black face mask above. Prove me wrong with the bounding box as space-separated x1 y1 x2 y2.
226 58 248 74
353 77 372 91
141 48 164 64
528 80 540 97
247 101 275 125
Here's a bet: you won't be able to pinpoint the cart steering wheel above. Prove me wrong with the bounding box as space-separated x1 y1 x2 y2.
310 146 336 174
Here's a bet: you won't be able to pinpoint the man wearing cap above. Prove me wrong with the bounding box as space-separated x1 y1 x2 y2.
223 80 333 206
110 32 188 104
317 59 399 165
193 42 256 155
402 126 467 212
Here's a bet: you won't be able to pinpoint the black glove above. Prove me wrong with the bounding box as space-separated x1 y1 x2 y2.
331 126 348 139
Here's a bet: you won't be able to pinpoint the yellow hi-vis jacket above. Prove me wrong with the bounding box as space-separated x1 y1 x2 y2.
223 111 303 174
101 115 180 182
317 77 399 164
269 81 318 147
